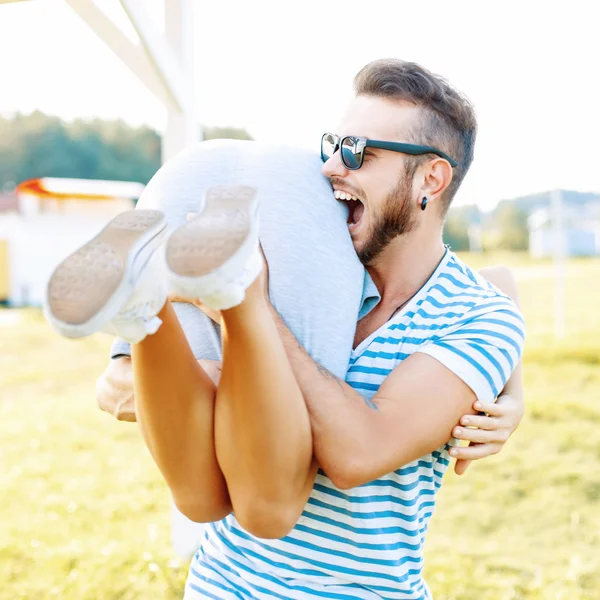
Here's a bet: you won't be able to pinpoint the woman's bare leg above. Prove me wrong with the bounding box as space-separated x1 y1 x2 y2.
132 277 316 539
215 274 317 538
131 300 231 523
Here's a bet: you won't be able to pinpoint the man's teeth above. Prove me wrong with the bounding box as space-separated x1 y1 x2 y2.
334 190 359 201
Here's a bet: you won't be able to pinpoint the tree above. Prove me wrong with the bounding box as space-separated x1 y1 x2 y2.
443 205 481 252
443 214 470 251
203 126 252 142
493 202 529 251
0 112 253 190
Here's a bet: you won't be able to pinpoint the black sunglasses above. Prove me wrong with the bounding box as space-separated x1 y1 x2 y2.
321 132 458 169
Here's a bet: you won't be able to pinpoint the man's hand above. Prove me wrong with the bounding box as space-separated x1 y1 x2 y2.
168 293 221 323
450 391 524 475
96 356 222 423
96 357 136 422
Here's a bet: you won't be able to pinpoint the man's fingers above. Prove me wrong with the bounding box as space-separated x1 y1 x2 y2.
98 396 137 422
169 294 201 308
453 426 507 444
450 442 502 460
115 410 137 422
454 458 471 475
473 400 504 416
168 293 221 323
459 414 504 431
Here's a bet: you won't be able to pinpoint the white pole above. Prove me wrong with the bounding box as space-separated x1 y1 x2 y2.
162 0 199 161
65 0 172 109
118 0 198 161
551 189 566 338
63 0 201 560
161 0 205 560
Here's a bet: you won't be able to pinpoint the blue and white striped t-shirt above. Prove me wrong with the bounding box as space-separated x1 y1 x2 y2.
185 251 525 600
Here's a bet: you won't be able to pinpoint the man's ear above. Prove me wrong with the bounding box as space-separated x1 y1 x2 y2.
419 158 453 204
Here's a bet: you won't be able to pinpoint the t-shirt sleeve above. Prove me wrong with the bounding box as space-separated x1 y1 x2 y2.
416 299 525 403
110 302 222 362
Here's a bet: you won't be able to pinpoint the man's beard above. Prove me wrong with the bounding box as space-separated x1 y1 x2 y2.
357 177 417 266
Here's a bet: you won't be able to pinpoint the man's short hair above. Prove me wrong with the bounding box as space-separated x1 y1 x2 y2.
354 59 477 213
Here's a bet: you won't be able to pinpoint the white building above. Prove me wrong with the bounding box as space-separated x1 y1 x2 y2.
0 178 143 306
528 203 600 259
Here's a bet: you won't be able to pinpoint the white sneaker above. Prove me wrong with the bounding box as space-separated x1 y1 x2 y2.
44 209 168 343
166 184 262 310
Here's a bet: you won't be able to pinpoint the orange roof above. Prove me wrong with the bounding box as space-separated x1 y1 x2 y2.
16 177 145 201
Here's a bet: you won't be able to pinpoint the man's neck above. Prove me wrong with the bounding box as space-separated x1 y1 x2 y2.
366 227 447 309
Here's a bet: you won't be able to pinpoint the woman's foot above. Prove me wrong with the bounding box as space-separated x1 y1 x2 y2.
166 184 262 311
44 209 169 343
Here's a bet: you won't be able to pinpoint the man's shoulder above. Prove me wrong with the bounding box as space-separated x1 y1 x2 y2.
440 254 517 305
425 253 524 333
428 254 524 332
408 255 525 404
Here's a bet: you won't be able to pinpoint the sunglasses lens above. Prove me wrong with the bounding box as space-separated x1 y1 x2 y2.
321 133 337 163
341 137 361 169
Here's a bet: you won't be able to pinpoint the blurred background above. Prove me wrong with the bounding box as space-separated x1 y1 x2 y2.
0 1 599 599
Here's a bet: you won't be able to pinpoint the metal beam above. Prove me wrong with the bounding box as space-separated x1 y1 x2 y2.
64 0 175 111
119 0 192 115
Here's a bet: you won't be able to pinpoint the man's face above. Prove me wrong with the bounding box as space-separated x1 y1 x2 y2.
322 96 422 265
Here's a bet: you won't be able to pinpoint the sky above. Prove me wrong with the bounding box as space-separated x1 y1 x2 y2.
0 0 598 211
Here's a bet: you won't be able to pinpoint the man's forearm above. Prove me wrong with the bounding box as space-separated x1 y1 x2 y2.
269 307 377 487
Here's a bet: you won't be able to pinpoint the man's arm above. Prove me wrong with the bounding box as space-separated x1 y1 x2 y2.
101 347 459 490
272 285 524 490
271 314 479 489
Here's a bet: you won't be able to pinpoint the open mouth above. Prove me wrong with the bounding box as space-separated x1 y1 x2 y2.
333 190 365 228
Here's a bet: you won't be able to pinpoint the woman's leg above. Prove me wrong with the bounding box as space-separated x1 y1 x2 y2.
131 272 316 540
44 209 234 524
49 195 318 538
215 275 317 539
161 184 317 539
130 300 230 523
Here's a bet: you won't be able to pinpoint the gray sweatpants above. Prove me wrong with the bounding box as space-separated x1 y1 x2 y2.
111 139 372 378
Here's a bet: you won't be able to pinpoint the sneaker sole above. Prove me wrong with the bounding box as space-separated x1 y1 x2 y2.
166 185 259 309
45 209 167 338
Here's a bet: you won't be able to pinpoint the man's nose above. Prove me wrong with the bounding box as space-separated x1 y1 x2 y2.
321 149 349 179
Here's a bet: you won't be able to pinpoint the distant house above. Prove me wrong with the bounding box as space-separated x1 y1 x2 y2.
528 203 600 258
0 178 144 306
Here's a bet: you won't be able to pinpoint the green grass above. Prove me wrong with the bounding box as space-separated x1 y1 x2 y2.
0 311 188 599
1 254 599 599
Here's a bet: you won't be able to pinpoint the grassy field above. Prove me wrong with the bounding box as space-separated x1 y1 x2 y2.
1 253 599 599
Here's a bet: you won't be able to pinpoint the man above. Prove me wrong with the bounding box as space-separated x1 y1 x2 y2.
46 59 525 598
